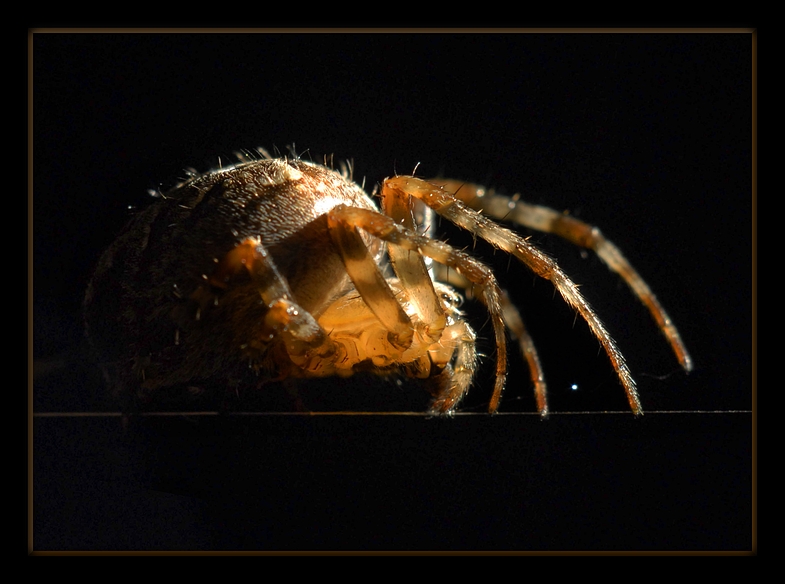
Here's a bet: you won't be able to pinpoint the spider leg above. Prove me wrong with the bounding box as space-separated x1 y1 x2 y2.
325 211 416 351
327 205 507 413
499 288 548 415
193 237 335 367
433 179 693 373
426 316 478 414
384 176 642 415
379 180 446 340
378 188 484 413
434 264 549 415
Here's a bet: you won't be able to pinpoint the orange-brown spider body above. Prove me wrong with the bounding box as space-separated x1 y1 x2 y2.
84 153 692 415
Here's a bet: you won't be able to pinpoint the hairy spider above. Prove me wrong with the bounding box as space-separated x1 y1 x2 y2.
84 151 692 415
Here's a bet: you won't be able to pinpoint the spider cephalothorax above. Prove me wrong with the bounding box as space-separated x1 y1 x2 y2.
84 152 692 415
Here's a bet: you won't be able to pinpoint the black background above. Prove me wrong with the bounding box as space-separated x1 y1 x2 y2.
31 31 753 552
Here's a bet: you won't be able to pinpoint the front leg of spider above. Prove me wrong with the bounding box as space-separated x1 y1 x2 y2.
326 204 508 415
197 237 336 368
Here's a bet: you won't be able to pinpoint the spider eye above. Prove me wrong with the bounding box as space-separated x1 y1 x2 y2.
441 290 463 308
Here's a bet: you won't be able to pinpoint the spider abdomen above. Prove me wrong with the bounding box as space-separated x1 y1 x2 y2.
84 157 382 400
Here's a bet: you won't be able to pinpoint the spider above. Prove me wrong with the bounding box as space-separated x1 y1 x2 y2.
84 151 692 416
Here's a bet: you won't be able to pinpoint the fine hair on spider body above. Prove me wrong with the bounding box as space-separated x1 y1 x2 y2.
84 150 692 416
